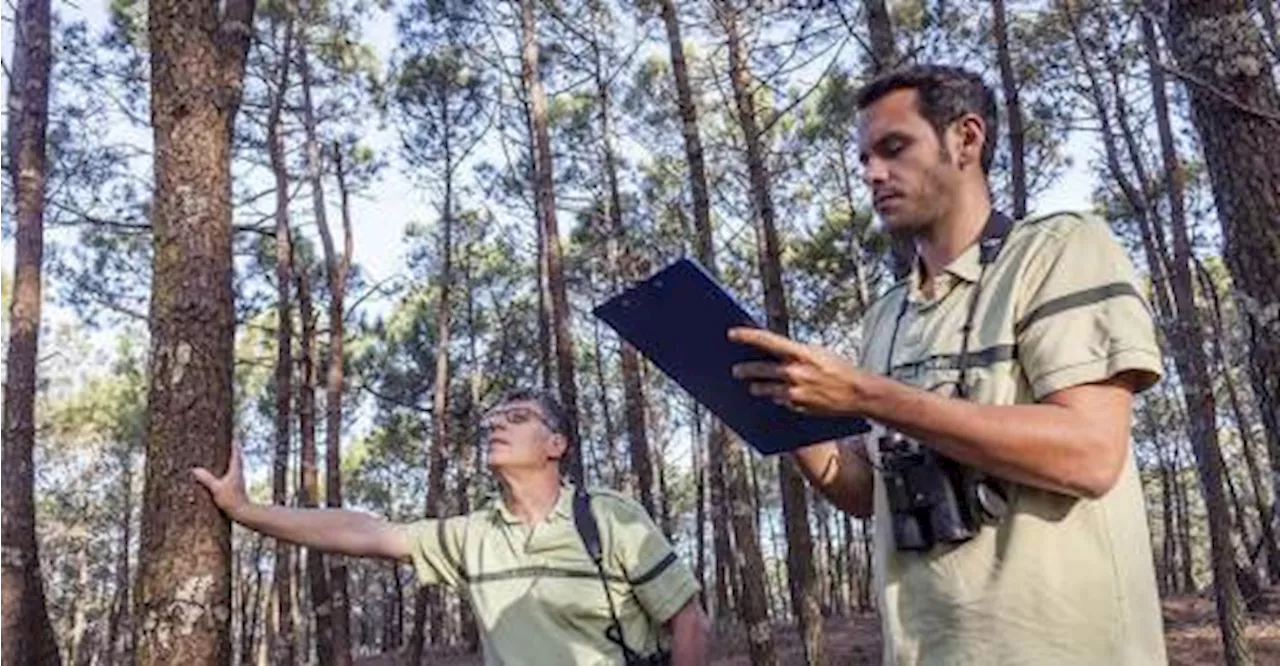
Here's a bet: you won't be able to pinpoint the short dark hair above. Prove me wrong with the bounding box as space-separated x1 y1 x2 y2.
856 64 999 173
494 388 570 441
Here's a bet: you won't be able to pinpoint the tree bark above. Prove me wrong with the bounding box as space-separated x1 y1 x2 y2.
991 0 1027 218
134 1 254 663
1196 259 1280 581
460 236 482 654
411 74 459 663
1253 0 1279 58
1168 9 1280 598
1147 403 1177 594
1 0 60 663
426 90 457 650
68 547 91 666
267 15 296 665
658 0 736 623
589 13 656 514
862 0 899 72
521 0 585 482
722 3 824 662
106 443 135 665
1147 12 1256 662
691 404 707 605
299 35 354 663
296 255 333 664
723 434 777 666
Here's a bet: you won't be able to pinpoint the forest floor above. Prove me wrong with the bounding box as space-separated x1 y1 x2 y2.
365 591 1280 665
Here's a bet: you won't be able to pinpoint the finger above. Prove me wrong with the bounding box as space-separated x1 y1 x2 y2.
753 385 807 413
192 468 215 489
727 327 808 359
228 440 243 478
732 361 789 381
747 381 790 400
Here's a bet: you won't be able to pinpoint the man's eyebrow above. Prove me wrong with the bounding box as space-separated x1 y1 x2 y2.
872 131 911 151
858 130 911 163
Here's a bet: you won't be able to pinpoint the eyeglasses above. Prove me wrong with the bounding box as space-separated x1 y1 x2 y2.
479 406 556 434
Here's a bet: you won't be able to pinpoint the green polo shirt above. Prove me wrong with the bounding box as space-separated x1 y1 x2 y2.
859 211 1166 665
399 484 699 665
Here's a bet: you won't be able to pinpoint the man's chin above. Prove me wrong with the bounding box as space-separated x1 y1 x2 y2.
879 211 928 236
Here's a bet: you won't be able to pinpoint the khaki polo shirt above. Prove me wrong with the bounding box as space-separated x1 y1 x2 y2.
400 484 699 665
859 211 1166 665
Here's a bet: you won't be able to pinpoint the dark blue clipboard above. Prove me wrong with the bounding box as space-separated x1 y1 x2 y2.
591 258 869 455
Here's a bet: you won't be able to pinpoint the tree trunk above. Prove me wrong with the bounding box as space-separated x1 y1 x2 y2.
658 0 735 623
859 0 912 275
267 16 296 664
299 37 354 663
1 0 60 663
68 547 91 666
412 87 458 664
296 257 333 664
692 403 707 604
590 318 623 489
1147 403 1177 594
1175 435 1196 593
862 0 899 72
106 443 135 665
991 0 1026 218
1169 10 1280 601
325 140 355 666
521 0 584 482
1196 259 1280 581
517 71 555 392
722 435 777 666
590 17 656 512
240 535 267 666
1147 14 1255 662
722 3 824 661
135 1 254 663
1257 0 1279 55
658 0 713 270
458 265 481 654
858 519 873 611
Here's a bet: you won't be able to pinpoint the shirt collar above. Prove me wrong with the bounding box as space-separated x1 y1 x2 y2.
907 209 1014 297
905 243 980 304
489 483 575 525
943 242 983 284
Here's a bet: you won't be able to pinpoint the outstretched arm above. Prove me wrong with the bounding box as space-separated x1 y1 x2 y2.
193 444 411 560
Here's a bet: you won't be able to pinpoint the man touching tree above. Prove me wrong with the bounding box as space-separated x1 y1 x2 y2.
195 389 708 665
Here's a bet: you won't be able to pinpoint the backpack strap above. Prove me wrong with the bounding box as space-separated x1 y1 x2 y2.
572 486 644 665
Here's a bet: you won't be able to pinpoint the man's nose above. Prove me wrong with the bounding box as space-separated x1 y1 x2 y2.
861 158 888 187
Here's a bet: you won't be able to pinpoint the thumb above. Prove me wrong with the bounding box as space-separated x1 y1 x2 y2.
192 467 216 489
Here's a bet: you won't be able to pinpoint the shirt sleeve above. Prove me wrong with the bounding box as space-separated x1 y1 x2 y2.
598 493 700 624
398 515 468 589
1015 217 1163 400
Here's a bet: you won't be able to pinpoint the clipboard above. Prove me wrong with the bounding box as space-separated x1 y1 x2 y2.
591 258 869 455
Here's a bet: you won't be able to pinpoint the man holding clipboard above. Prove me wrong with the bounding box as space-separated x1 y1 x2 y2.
727 66 1167 664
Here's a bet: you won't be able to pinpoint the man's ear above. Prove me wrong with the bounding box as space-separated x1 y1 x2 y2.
547 433 569 461
953 113 987 171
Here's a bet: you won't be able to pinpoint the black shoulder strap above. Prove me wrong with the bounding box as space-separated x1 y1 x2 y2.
571 487 644 665
573 485 604 562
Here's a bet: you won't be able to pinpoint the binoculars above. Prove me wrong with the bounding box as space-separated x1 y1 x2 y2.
878 431 1008 551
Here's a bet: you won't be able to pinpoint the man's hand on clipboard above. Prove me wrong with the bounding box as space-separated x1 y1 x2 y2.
728 327 874 418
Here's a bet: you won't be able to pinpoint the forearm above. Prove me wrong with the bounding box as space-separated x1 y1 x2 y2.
858 375 1126 498
228 503 408 560
668 601 709 666
791 441 874 517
